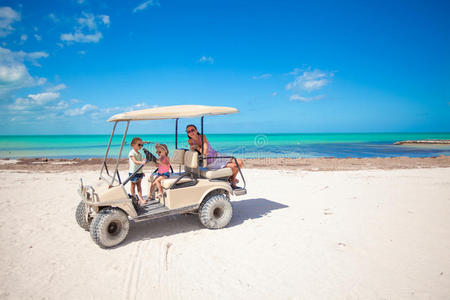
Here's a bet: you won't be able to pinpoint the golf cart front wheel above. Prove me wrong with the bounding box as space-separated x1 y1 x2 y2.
75 201 91 231
90 208 130 248
199 194 232 229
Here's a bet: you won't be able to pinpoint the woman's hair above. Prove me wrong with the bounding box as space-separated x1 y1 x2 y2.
131 137 142 145
186 124 200 140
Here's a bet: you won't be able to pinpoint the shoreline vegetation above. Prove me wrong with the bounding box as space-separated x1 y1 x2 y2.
1 155 449 172
394 139 450 145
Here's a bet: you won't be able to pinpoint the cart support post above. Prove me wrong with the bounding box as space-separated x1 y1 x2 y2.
201 116 204 154
100 121 118 178
110 120 129 186
175 118 179 149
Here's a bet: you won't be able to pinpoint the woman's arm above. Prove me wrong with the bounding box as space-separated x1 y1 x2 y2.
201 135 209 155
188 139 197 151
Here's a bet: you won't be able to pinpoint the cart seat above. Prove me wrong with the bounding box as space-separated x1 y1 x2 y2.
200 167 232 180
161 176 192 189
171 149 185 167
161 151 198 189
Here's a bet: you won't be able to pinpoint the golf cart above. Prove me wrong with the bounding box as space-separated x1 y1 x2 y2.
76 105 246 248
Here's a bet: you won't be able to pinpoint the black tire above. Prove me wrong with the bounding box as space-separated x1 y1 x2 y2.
90 208 130 248
199 194 232 229
75 201 91 231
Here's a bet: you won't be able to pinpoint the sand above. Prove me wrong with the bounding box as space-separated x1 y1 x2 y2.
0 167 450 299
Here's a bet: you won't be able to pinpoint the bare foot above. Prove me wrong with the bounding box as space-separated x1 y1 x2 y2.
229 178 239 184
230 181 239 189
156 193 163 201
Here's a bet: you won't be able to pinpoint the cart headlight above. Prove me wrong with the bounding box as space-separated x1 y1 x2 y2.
78 178 84 196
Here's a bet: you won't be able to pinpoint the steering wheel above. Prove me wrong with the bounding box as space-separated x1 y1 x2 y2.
144 147 175 174
142 148 157 163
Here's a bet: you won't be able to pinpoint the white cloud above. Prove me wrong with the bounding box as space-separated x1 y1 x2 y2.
288 68 302 75
289 94 324 102
64 104 98 116
34 34 41 41
35 113 58 120
8 92 60 110
61 31 102 43
48 13 59 23
20 34 27 41
78 12 97 30
272 92 277 96
47 100 69 110
0 47 48 96
36 77 47 85
0 7 20 37
24 51 48 62
61 12 109 44
46 83 66 92
5 96 156 123
28 92 60 104
77 0 85 4
129 102 156 110
77 50 86 55
252 73 272 80
133 0 160 13
99 15 110 26
198 56 214 64
286 68 334 92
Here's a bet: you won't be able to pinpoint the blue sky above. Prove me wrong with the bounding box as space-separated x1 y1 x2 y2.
0 0 449 134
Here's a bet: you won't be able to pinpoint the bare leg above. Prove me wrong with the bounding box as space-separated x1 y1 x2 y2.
156 177 164 196
149 177 156 200
227 159 244 187
131 182 136 197
137 179 145 205
147 178 152 200
149 183 154 200
226 161 238 186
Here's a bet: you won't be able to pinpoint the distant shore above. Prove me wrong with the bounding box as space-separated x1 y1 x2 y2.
394 139 450 145
1 155 449 172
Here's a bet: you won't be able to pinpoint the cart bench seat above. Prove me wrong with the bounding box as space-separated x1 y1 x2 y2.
200 167 232 179
161 176 192 189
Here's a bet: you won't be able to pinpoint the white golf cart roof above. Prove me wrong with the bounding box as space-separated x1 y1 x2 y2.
108 105 238 122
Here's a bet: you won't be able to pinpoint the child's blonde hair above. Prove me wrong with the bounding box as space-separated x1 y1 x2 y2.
156 143 169 155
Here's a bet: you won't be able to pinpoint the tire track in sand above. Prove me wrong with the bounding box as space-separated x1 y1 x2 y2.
122 242 144 300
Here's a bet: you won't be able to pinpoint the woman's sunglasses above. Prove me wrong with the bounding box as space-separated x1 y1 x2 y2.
137 144 143 147
187 129 196 133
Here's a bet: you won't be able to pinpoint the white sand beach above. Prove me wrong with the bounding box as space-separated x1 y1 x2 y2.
1 168 449 299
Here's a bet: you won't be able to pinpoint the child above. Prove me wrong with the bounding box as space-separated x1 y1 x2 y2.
149 143 171 201
129 137 146 206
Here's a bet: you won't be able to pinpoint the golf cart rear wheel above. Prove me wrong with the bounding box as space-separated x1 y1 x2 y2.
199 194 232 229
75 201 91 231
90 208 130 248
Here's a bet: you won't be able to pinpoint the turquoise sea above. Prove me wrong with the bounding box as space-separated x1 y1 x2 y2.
1 133 450 159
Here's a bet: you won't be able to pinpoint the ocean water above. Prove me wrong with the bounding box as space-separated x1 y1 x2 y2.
1 133 450 159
